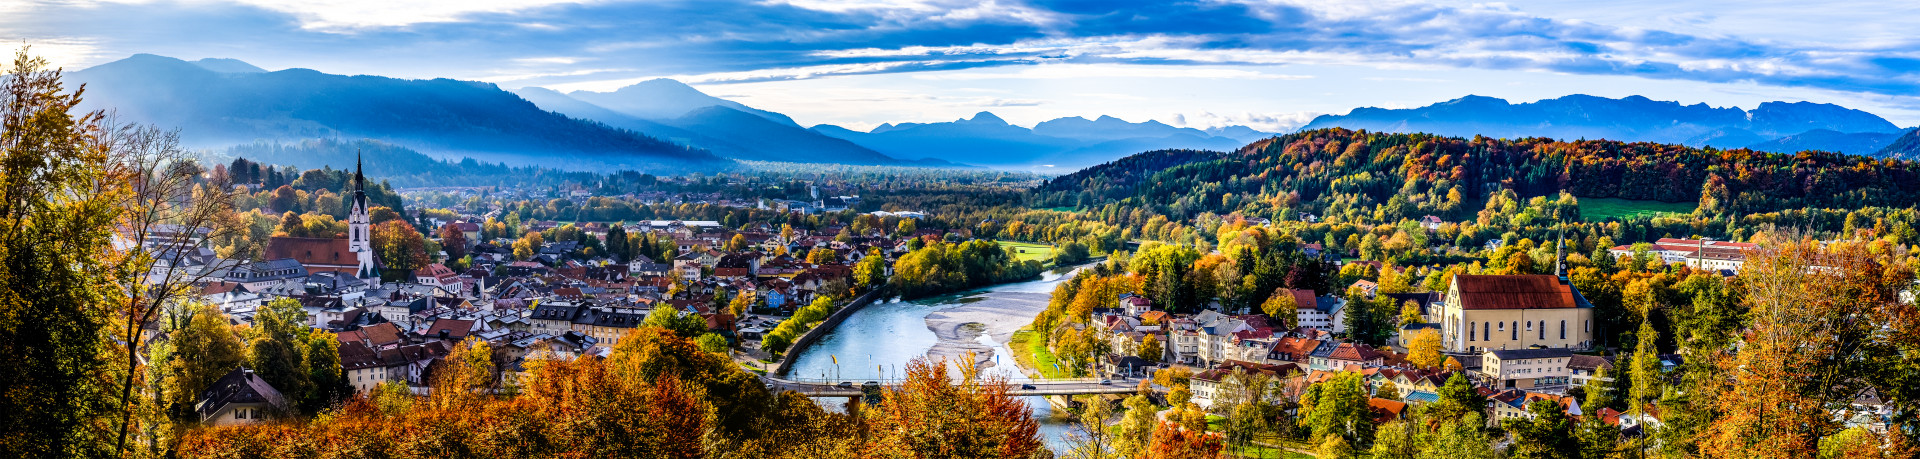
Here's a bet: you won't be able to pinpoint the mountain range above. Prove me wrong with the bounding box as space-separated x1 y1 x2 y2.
515 81 1270 170
62 54 1920 174
1301 94 1916 156
69 54 726 172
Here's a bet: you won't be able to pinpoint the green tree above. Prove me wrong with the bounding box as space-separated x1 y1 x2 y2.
1575 415 1621 459
160 304 246 423
1375 380 1402 401
854 249 888 290
300 331 349 414
696 333 729 353
1115 394 1156 458
644 306 709 337
1503 399 1579 459
1427 373 1486 422
1299 372 1373 448
247 298 313 412
1584 365 1614 412
1423 414 1498 458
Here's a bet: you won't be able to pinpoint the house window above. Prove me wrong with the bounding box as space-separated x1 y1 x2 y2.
1483 322 1489 341
1560 321 1566 340
1539 320 1546 340
235 408 247 419
1468 322 1475 341
1585 320 1590 333
1498 322 1504 331
1511 321 1518 340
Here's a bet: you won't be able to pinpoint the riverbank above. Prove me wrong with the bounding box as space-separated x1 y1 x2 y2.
921 290 1052 375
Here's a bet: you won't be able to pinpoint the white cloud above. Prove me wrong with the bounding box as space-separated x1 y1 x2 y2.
0 38 102 70
1176 110 1320 132
912 63 1313 81
217 0 602 30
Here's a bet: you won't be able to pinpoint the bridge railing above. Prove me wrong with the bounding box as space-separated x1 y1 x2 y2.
769 376 1120 385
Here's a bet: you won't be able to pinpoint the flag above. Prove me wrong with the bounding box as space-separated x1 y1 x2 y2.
831 355 838 365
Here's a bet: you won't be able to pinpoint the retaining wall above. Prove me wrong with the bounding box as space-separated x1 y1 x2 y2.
772 287 887 377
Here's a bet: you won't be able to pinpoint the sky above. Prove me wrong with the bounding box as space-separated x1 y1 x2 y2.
6 0 1920 132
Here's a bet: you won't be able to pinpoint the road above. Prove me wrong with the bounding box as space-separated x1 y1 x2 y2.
763 375 1145 397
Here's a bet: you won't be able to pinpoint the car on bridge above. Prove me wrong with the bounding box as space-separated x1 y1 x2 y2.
1020 384 1036 390
836 381 854 389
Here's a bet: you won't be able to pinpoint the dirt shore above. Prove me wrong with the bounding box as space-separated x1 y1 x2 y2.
922 291 1053 374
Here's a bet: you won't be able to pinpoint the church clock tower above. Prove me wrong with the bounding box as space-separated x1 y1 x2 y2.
348 151 378 280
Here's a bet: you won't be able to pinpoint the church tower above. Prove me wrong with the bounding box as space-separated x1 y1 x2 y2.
348 151 378 279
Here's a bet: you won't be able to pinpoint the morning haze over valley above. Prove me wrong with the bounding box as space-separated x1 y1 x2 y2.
4 1 1919 458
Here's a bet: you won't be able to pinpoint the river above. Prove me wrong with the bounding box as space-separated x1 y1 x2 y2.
787 265 1089 453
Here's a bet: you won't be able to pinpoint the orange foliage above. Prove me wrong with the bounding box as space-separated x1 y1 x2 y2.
864 357 1044 459
1695 240 1916 458
1146 420 1225 459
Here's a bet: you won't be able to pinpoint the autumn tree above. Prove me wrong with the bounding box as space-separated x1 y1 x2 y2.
1406 328 1444 369
1697 239 1918 458
437 223 468 260
1115 394 1157 457
1064 394 1117 459
1262 288 1299 323
854 248 888 290
1138 334 1163 362
512 231 544 261
1375 380 1402 401
1146 421 1225 459
864 357 1044 458
372 220 429 281
1399 299 1424 326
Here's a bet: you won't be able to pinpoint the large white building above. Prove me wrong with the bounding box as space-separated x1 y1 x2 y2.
1437 275 1596 353
1608 238 1754 272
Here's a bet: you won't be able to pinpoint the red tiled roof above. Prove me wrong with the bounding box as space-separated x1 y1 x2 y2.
1369 398 1407 423
1452 275 1576 310
264 236 357 269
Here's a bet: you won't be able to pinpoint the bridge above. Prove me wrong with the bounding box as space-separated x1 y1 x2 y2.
762 376 1145 397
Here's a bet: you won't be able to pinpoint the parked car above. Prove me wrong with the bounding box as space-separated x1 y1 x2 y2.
1020 384 1036 390
1099 379 1112 385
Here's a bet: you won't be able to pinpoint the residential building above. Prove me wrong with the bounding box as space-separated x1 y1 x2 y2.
194 367 288 426
1482 348 1574 389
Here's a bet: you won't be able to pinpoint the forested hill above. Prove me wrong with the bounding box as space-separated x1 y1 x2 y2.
1035 128 1920 221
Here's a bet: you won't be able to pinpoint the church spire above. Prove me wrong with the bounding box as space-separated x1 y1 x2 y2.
354 149 365 193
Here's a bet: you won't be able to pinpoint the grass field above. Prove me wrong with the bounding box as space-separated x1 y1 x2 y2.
1579 197 1695 221
999 241 1056 262
1010 329 1074 379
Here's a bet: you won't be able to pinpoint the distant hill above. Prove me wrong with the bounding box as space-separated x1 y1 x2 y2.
1878 129 1920 159
517 83 918 166
191 58 266 73
662 106 903 165
1034 128 1920 220
1744 129 1910 156
566 79 799 127
814 112 1253 170
526 81 1271 170
1301 94 1905 156
71 54 727 172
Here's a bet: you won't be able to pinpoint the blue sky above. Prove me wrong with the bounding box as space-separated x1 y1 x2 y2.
7 0 1919 131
